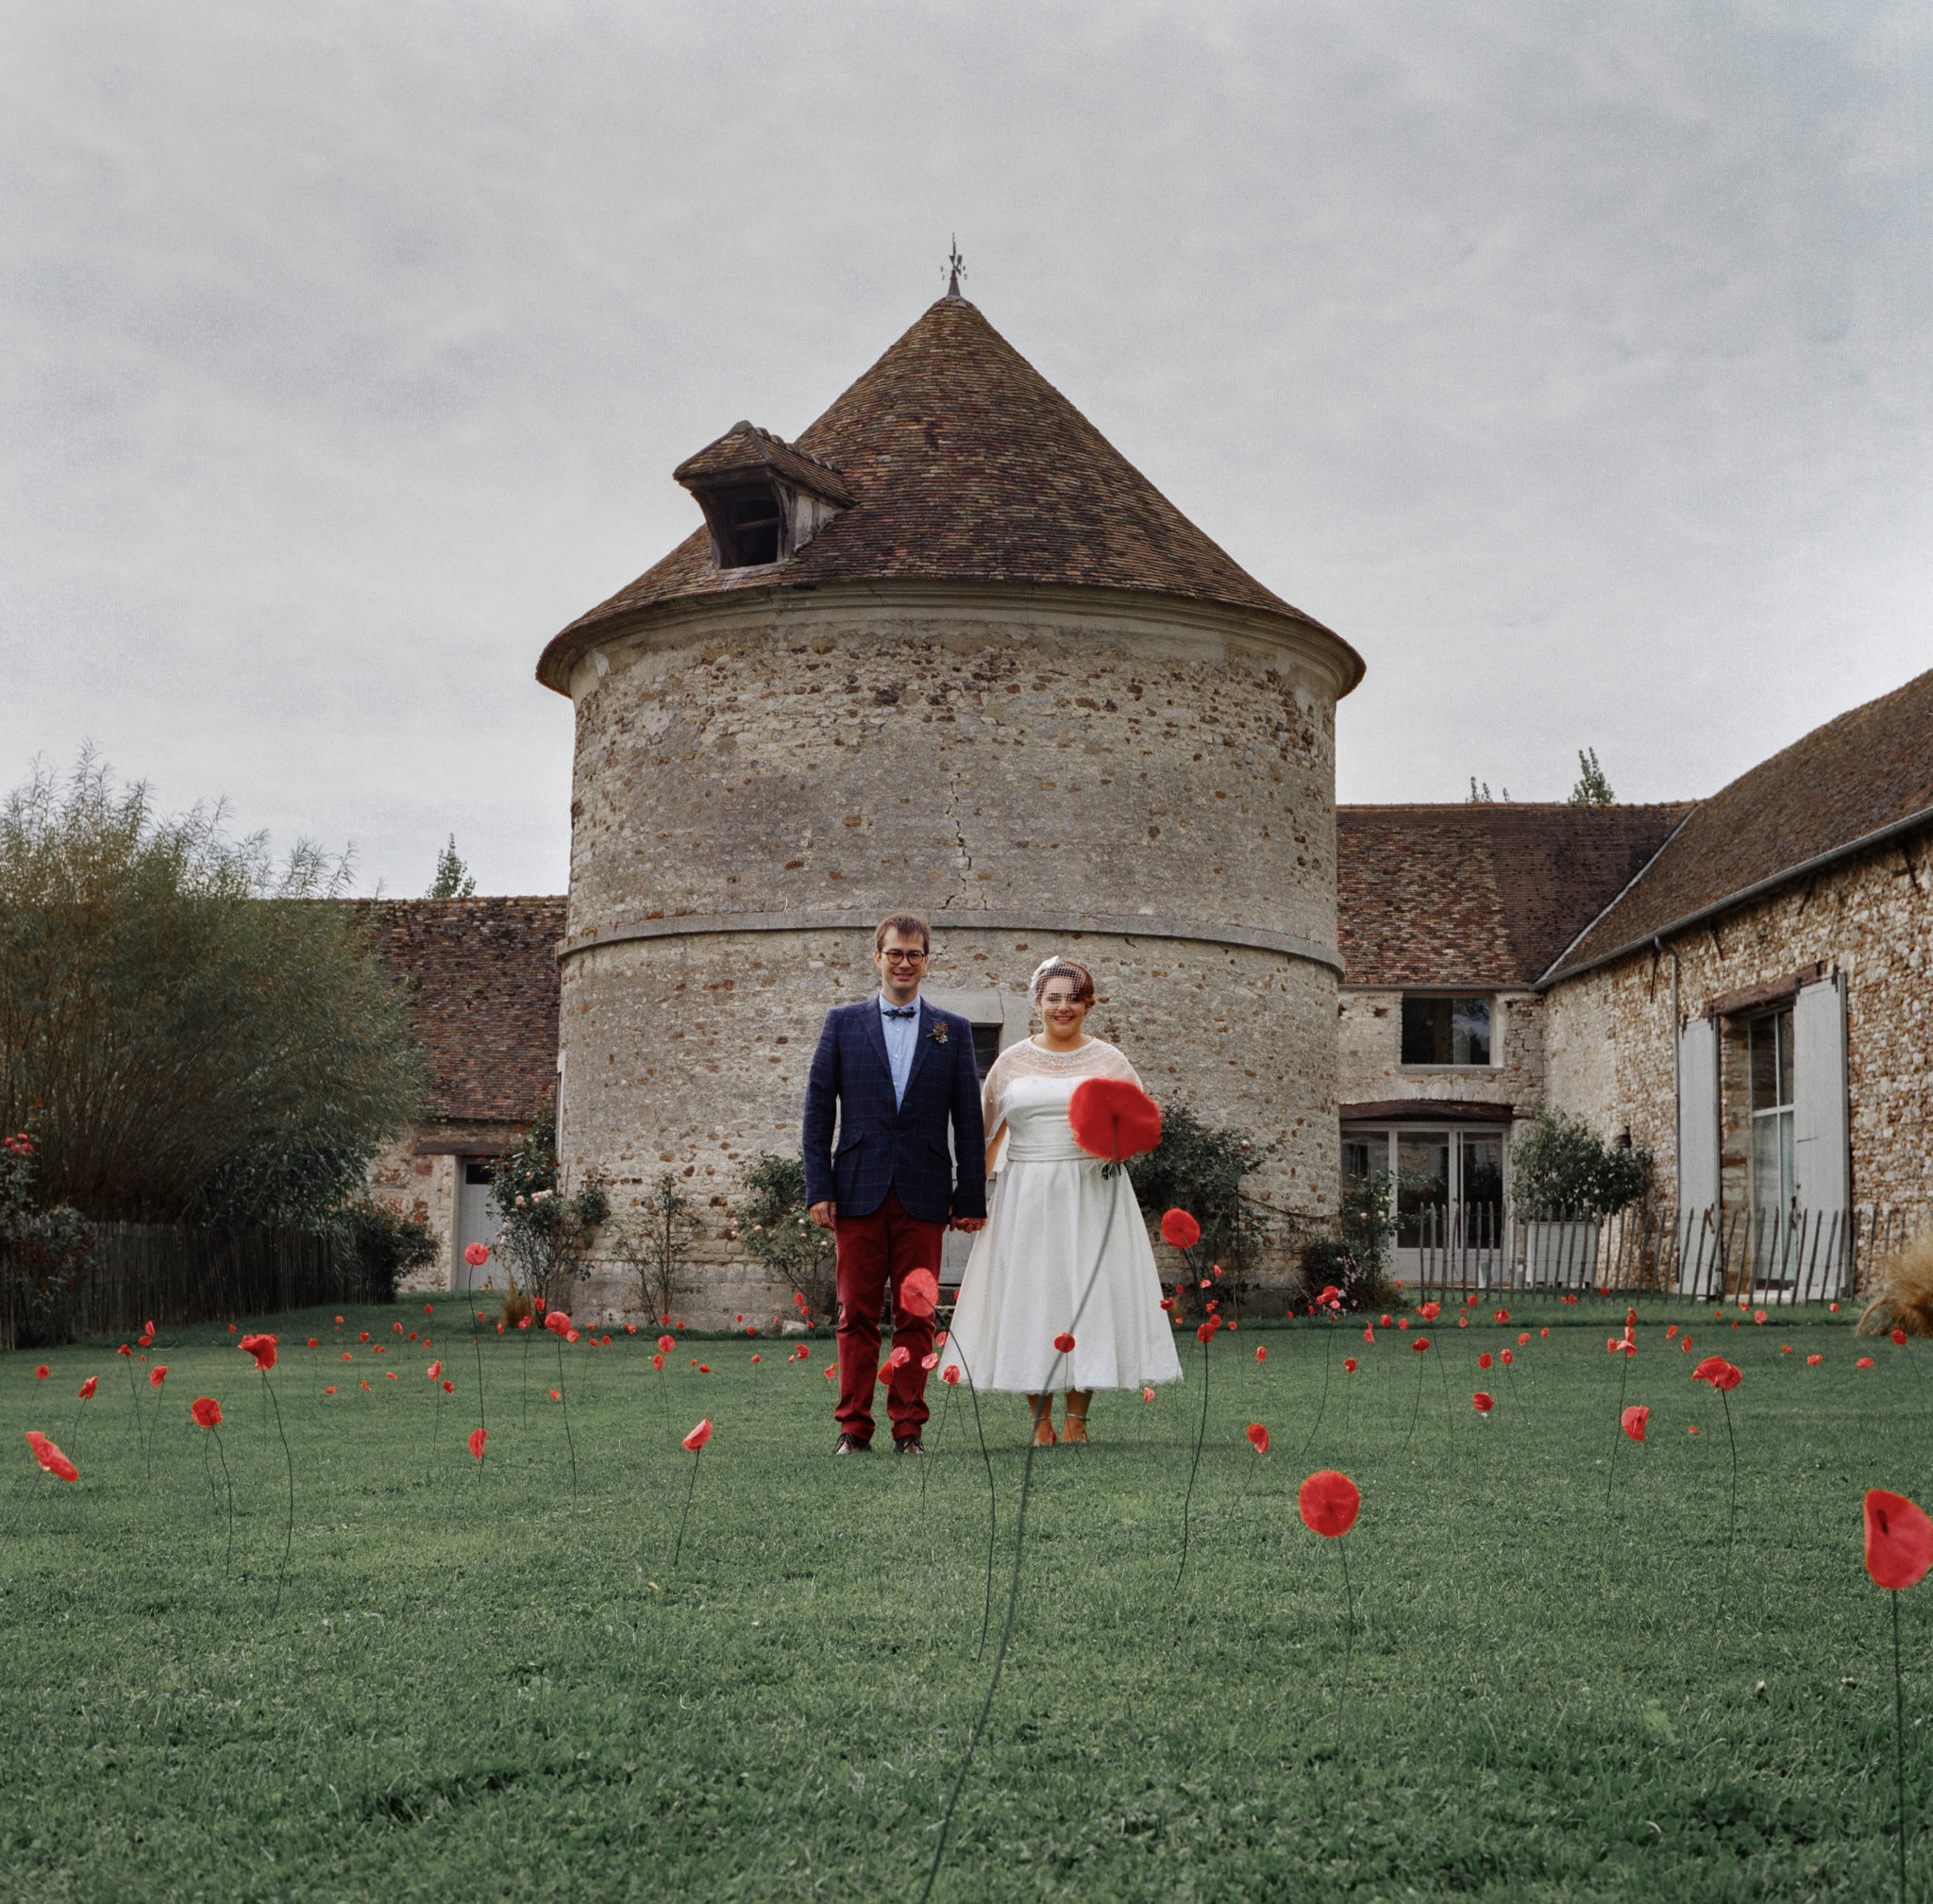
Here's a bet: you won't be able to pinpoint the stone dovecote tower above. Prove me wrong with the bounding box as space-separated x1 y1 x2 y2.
537 293 1364 1318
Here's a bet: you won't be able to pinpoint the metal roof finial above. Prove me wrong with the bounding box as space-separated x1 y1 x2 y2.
946 236 966 299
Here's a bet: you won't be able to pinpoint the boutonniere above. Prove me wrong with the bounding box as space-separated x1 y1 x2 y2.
927 1020 949 1045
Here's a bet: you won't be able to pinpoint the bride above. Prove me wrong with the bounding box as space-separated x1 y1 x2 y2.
944 957 1184 1445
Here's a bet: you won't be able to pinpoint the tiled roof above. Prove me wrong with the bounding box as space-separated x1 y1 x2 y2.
1546 667 1933 979
540 296 1353 687
1337 803 1692 988
674 422 857 506
355 898 565 1124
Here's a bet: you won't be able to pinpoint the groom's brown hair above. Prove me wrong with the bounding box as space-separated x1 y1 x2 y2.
873 912 931 954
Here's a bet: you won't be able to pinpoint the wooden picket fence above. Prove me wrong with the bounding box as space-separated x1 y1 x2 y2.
1402 1203 1922 1306
0 1222 365 1352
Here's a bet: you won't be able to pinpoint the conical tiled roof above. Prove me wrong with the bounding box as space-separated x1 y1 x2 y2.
540 297 1348 686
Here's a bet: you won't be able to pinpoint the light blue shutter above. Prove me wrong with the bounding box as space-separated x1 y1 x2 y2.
1792 971 1850 1220
1675 1015 1720 1294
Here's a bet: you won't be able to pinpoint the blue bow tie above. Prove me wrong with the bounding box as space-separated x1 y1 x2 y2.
882 1004 917 1019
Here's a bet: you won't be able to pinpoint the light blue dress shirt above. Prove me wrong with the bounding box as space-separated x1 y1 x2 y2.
879 993 921 1106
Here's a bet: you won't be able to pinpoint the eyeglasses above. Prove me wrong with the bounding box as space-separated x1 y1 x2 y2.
881 950 928 966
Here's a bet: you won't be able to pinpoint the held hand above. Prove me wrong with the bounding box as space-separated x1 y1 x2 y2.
808 1201 836 1230
951 1217 987 1233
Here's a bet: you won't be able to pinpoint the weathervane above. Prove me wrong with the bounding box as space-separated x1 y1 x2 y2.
946 236 966 298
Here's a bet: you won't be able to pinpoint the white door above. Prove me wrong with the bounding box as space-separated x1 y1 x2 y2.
454 1160 502 1289
1792 971 1851 1297
1675 1015 1721 1295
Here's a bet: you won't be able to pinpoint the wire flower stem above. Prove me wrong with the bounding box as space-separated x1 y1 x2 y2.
671 1446 702 1569
260 1369 295 1618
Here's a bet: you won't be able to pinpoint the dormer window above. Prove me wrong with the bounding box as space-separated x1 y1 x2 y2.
674 421 855 574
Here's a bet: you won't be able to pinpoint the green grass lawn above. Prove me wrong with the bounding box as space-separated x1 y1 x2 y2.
1 1294 1927 1901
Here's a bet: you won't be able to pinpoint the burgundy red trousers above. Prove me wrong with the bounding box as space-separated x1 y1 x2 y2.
833 1186 943 1444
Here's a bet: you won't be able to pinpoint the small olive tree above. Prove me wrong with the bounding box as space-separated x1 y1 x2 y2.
1509 1110 1652 1220
729 1155 836 1330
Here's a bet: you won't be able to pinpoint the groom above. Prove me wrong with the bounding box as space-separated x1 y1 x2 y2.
803 912 986 1455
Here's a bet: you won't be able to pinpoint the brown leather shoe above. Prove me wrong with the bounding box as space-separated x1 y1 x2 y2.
832 1432 872 1456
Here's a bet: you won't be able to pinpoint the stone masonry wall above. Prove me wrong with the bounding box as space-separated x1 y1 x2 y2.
1541 821 1933 1221
1338 988 1544 1115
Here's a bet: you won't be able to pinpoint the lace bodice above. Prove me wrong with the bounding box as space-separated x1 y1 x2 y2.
981 1037 1144 1168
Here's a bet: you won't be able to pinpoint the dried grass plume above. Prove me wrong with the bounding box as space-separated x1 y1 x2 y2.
1859 1228 1933 1336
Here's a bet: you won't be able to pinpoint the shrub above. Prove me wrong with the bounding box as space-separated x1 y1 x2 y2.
0 1125 92 1347
335 1198 437 1306
1126 1102 1275 1316
1509 1110 1652 1220
489 1104 609 1309
730 1155 835 1330
0 754 426 1225
602 1172 704 1322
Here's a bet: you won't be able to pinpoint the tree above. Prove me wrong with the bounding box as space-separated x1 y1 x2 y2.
729 1155 836 1329
0 754 427 1224
603 1172 704 1323
488 1103 609 1309
1509 1110 1652 1219
426 835 476 900
1569 748 1615 806
0 1124 91 1348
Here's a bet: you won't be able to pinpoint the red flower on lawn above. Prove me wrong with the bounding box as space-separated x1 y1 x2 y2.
1502 1349 1514 1365
652 1354 664 1370
1412 1337 1430 1353
1494 1308 1509 1324
823 1366 836 1380
77 1376 97 1400
1067 1076 1163 1161
1246 1423 1269 1454
324 1386 337 1395
442 1379 454 1392
1160 1208 1202 1250
191 1397 223 1428
1865 1490 1933 1590
657 1334 676 1353
1255 1345 1269 1363
918 1352 937 1371
464 1243 490 1269
1894 1329 1909 1347
469 1428 488 1459
1858 1357 1876 1370
1343 1357 1357 1373
1053 1332 1076 1354
25 1431 78 1484
33 1365 48 1381
901 1268 940 1319
1472 1392 1494 1413
240 1334 277 1372
1298 1469 1360 1538
1478 1352 1492 1370
1622 1405 1650 1441
548 1389 562 1400
942 1365 961 1386
1807 1354 1824 1366
683 1419 714 1452
149 1366 168 1388
1420 1302 1440 1323
546 1311 572 1336
1691 1356 1741 1391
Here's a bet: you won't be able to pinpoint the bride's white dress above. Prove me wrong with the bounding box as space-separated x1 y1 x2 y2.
945 1037 1185 1393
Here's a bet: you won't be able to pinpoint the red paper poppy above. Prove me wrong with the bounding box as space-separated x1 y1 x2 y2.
1477 1352 1492 1370
1622 1404 1650 1441
1160 1208 1202 1250
117 1345 131 1357
1067 1076 1163 1161
1472 1391 1494 1413
919 1352 937 1371
652 1354 664 1371
823 1365 836 1380
697 1363 711 1374
566 1329 580 1343
1420 1302 1440 1323
942 1364 961 1386
1343 1356 1358 1373
324 1386 337 1395
1380 1314 1392 1327
751 1353 763 1364
143 1318 154 1336
1858 1357 1876 1369
1501 1349 1514 1366
1298 1469 1360 1538
77 1376 97 1400
1141 1384 1155 1401
1865 1489 1933 1590
138 1335 152 1348
1519 1332 1531 1345
442 1379 454 1392
240 1334 277 1372
1692 1356 1741 1391
33 1365 48 1381
901 1269 940 1319
149 1366 168 1388
1159 1297 1175 1312
427 1360 444 1380
1246 1423 1269 1454
1493 1308 1509 1324
546 1311 571 1336
1361 1326 1374 1343
25 1431 78 1484
683 1419 714 1452
1255 1345 1269 1363
1396 1318 1409 1331
548 1388 562 1400
360 1332 370 1342
1316 1285 1342 1310
801 1343 815 1357
1411 1337 1430 1353
1053 1332 1076 1354
469 1428 487 1459
1894 1328 1909 1346
1807 1353 1824 1366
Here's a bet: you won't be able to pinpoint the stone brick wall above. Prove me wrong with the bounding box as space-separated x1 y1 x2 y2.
1541 820 1933 1221
1338 988 1543 1114
554 584 1356 1324
366 1120 527 1294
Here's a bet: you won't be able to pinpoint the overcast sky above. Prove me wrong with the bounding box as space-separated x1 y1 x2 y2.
4 3 1927 896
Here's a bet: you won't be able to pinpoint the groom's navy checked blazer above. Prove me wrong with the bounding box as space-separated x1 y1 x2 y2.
802 998 988 1226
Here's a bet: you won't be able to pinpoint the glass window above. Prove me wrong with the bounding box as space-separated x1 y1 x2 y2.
1749 1007 1794 1213
1396 1132 1450 1246
1401 996 1492 1067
